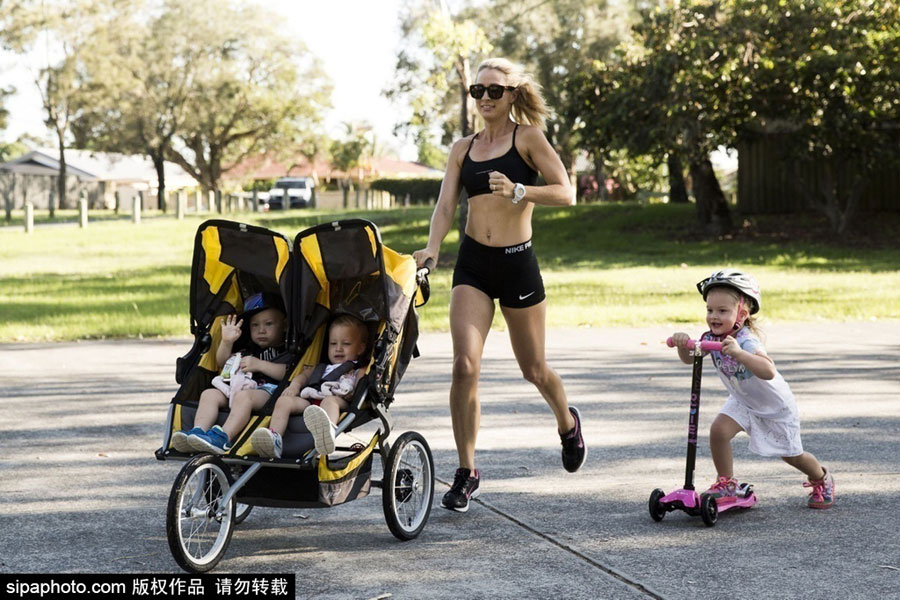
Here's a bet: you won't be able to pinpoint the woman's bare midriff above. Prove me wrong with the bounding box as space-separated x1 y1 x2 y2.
464 194 533 246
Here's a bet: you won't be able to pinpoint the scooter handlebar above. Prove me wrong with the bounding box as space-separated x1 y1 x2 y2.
666 337 723 352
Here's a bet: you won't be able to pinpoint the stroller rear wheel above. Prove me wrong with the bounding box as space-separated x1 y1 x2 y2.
382 431 434 540
166 454 236 572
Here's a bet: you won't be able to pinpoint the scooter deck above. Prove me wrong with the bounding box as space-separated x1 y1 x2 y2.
715 492 758 511
658 486 758 513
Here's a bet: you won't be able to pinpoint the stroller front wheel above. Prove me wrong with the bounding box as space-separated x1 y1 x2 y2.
166 454 236 572
382 431 434 541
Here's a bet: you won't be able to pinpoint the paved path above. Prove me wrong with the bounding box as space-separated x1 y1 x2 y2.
2 322 899 599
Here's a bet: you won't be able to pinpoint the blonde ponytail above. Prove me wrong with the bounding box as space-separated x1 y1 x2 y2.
477 57 549 130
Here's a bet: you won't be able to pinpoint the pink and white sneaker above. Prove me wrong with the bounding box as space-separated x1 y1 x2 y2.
705 476 738 502
804 467 835 509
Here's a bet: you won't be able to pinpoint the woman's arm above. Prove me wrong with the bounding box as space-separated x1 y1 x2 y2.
413 137 468 266
517 125 573 206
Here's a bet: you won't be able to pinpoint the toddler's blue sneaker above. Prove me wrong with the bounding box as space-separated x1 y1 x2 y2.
188 425 231 454
171 427 205 453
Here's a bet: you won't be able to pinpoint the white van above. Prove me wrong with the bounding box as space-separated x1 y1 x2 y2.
266 177 315 209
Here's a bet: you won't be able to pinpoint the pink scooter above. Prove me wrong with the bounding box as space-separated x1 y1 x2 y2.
649 337 758 526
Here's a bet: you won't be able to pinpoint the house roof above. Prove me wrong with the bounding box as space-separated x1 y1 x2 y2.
0 149 196 188
0 150 97 179
225 153 442 182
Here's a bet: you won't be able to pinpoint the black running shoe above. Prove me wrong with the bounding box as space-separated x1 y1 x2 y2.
560 406 586 472
441 468 480 512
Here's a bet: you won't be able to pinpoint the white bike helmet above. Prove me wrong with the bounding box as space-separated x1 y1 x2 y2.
696 270 761 314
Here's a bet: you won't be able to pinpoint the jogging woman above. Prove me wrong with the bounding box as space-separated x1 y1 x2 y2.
413 57 586 513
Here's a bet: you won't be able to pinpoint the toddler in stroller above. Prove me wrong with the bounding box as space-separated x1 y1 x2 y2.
170 292 293 454
251 313 369 458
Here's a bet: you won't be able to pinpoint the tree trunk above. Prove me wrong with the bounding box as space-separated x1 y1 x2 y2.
689 158 732 236
54 135 66 217
667 153 689 204
152 152 167 213
818 163 864 237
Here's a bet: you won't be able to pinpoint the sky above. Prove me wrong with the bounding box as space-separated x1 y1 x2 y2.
0 0 419 160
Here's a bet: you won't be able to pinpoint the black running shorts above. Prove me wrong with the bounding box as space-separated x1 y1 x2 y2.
452 235 546 308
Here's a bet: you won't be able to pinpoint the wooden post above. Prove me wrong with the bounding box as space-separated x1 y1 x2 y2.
215 190 222 213
252 190 259 212
4 174 13 222
177 190 185 220
24 201 34 233
79 198 88 228
132 195 141 224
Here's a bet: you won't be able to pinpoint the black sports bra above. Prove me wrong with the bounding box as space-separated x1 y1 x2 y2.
459 124 538 198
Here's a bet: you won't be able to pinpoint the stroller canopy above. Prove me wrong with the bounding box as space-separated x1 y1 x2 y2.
292 219 417 344
189 220 292 335
292 220 422 398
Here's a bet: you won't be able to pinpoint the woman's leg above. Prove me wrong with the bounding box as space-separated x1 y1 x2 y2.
222 389 272 441
194 388 228 430
500 300 574 434
449 285 495 470
709 413 744 478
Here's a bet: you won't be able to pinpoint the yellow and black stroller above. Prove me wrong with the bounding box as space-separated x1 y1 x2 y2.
156 218 435 572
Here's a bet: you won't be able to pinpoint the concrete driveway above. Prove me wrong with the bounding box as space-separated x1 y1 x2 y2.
2 321 898 599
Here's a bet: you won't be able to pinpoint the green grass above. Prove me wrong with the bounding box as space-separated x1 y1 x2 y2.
2 203 898 341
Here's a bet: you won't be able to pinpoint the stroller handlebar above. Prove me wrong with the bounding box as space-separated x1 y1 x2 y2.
416 257 435 278
666 337 723 352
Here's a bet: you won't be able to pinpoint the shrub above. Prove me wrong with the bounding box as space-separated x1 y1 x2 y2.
370 178 442 205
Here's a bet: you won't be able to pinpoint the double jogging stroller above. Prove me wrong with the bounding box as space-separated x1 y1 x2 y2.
155 218 435 572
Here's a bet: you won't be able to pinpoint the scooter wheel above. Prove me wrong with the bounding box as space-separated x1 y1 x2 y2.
700 493 718 527
649 488 666 522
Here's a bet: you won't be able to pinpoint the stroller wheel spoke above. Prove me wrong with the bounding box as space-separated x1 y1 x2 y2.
383 432 435 540
167 455 235 572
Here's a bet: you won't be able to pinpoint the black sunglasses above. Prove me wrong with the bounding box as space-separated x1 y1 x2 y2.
469 84 517 100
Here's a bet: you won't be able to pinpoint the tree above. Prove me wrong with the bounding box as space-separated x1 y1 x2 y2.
387 4 493 148
329 122 373 209
70 4 189 212
579 2 738 234
387 2 493 233
479 0 630 199
158 0 330 199
731 0 900 235
4 0 120 215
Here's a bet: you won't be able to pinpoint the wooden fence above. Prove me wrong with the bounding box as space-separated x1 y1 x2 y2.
737 136 900 214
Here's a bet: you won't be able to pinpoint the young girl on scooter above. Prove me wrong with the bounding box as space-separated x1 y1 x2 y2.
670 270 835 509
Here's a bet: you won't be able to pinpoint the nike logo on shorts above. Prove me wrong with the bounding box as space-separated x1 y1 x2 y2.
518 291 535 300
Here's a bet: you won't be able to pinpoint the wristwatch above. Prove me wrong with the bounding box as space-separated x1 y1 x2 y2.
513 183 526 204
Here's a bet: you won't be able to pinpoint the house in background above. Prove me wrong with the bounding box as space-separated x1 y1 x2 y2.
0 149 195 211
224 153 442 187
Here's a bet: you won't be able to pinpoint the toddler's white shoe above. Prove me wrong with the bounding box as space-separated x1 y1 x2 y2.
304 405 336 455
